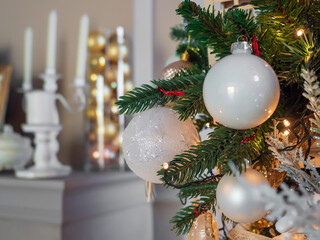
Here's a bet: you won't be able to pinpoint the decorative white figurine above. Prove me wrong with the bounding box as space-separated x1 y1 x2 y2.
16 11 90 179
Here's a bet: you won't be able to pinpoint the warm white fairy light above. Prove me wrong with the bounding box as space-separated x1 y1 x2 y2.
163 162 169 170
283 130 290 136
297 29 304 37
283 119 290 127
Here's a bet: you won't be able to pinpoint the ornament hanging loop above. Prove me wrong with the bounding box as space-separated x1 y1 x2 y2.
237 35 248 42
231 36 252 54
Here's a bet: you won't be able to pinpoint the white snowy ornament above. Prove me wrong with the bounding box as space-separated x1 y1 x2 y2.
203 40 280 129
216 168 269 223
122 107 200 183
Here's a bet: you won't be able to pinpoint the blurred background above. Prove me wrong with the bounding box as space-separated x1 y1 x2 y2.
0 0 182 169
0 0 204 239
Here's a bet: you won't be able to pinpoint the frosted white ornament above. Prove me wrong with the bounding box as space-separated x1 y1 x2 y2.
216 168 268 223
203 40 280 129
122 107 200 183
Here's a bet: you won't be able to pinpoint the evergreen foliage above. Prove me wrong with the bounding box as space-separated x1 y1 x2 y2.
116 0 320 237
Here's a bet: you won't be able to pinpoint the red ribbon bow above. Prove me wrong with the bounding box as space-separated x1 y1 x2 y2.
158 87 184 96
252 35 260 56
241 134 256 144
195 206 206 216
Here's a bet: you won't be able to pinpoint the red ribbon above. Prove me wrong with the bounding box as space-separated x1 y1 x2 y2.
158 87 184 96
195 206 206 216
252 35 260 56
241 134 256 144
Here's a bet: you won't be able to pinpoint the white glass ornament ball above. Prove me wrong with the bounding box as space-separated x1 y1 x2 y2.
203 41 280 129
216 168 268 223
122 107 200 184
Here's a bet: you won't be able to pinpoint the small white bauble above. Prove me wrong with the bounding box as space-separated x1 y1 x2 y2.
203 41 280 129
216 168 268 223
122 107 200 183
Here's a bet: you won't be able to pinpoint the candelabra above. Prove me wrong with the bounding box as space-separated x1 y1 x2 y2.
16 68 86 178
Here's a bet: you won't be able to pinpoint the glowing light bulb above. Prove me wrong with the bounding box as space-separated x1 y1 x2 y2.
283 130 290 136
93 151 99 159
297 29 304 37
283 119 290 127
163 162 169 170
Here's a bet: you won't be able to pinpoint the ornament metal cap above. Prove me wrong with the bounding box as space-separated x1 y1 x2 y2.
231 40 252 54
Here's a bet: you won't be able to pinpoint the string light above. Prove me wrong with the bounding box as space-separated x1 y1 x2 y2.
163 162 169 170
283 130 290 136
297 29 304 37
283 119 290 127
93 151 99 159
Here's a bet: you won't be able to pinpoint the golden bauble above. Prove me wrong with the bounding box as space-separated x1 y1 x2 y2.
124 80 134 92
109 33 128 45
108 42 129 62
106 63 131 84
86 107 96 119
88 72 104 82
90 85 112 102
87 31 107 52
88 53 106 72
188 211 219 240
160 60 193 80
104 121 118 139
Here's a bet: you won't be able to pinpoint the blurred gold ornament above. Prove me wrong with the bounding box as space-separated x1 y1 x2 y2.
88 53 106 72
88 130 97 142
108 42 129 62
87 31 107 52
160 60 193 80
90 85 112 102
109 33 128 45
229 224 305 240
104 121 118 139
105 64 117 83
249 218 274 235
86 107 96 119
187 211 219 240
106 63 131 85
89 72 104 82
124 80 134 92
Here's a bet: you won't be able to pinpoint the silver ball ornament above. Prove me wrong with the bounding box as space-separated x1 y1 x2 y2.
216 168 268 223
122 107 200 183
203 41 280 129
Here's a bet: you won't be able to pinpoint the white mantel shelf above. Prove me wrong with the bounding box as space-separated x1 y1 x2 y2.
0 171 153 240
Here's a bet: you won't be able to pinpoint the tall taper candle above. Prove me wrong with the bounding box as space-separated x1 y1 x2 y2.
23 27 33 91
46 10 57 70
75 14 90 84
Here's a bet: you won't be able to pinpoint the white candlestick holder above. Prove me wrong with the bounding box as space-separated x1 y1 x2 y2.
16 69 86 179
16 125 71 178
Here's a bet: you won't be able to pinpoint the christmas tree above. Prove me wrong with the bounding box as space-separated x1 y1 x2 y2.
117 0 320 239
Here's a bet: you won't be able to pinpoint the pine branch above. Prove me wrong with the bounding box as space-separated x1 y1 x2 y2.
116 66 205 116
172 78 206 120
177 181 218 200
170 196 215 236
159 126 264 186
170 24 188 42
177 1 257 59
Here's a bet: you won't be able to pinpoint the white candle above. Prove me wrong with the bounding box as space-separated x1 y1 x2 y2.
46 10 57 70
23 27 33 91
75 14 90 84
